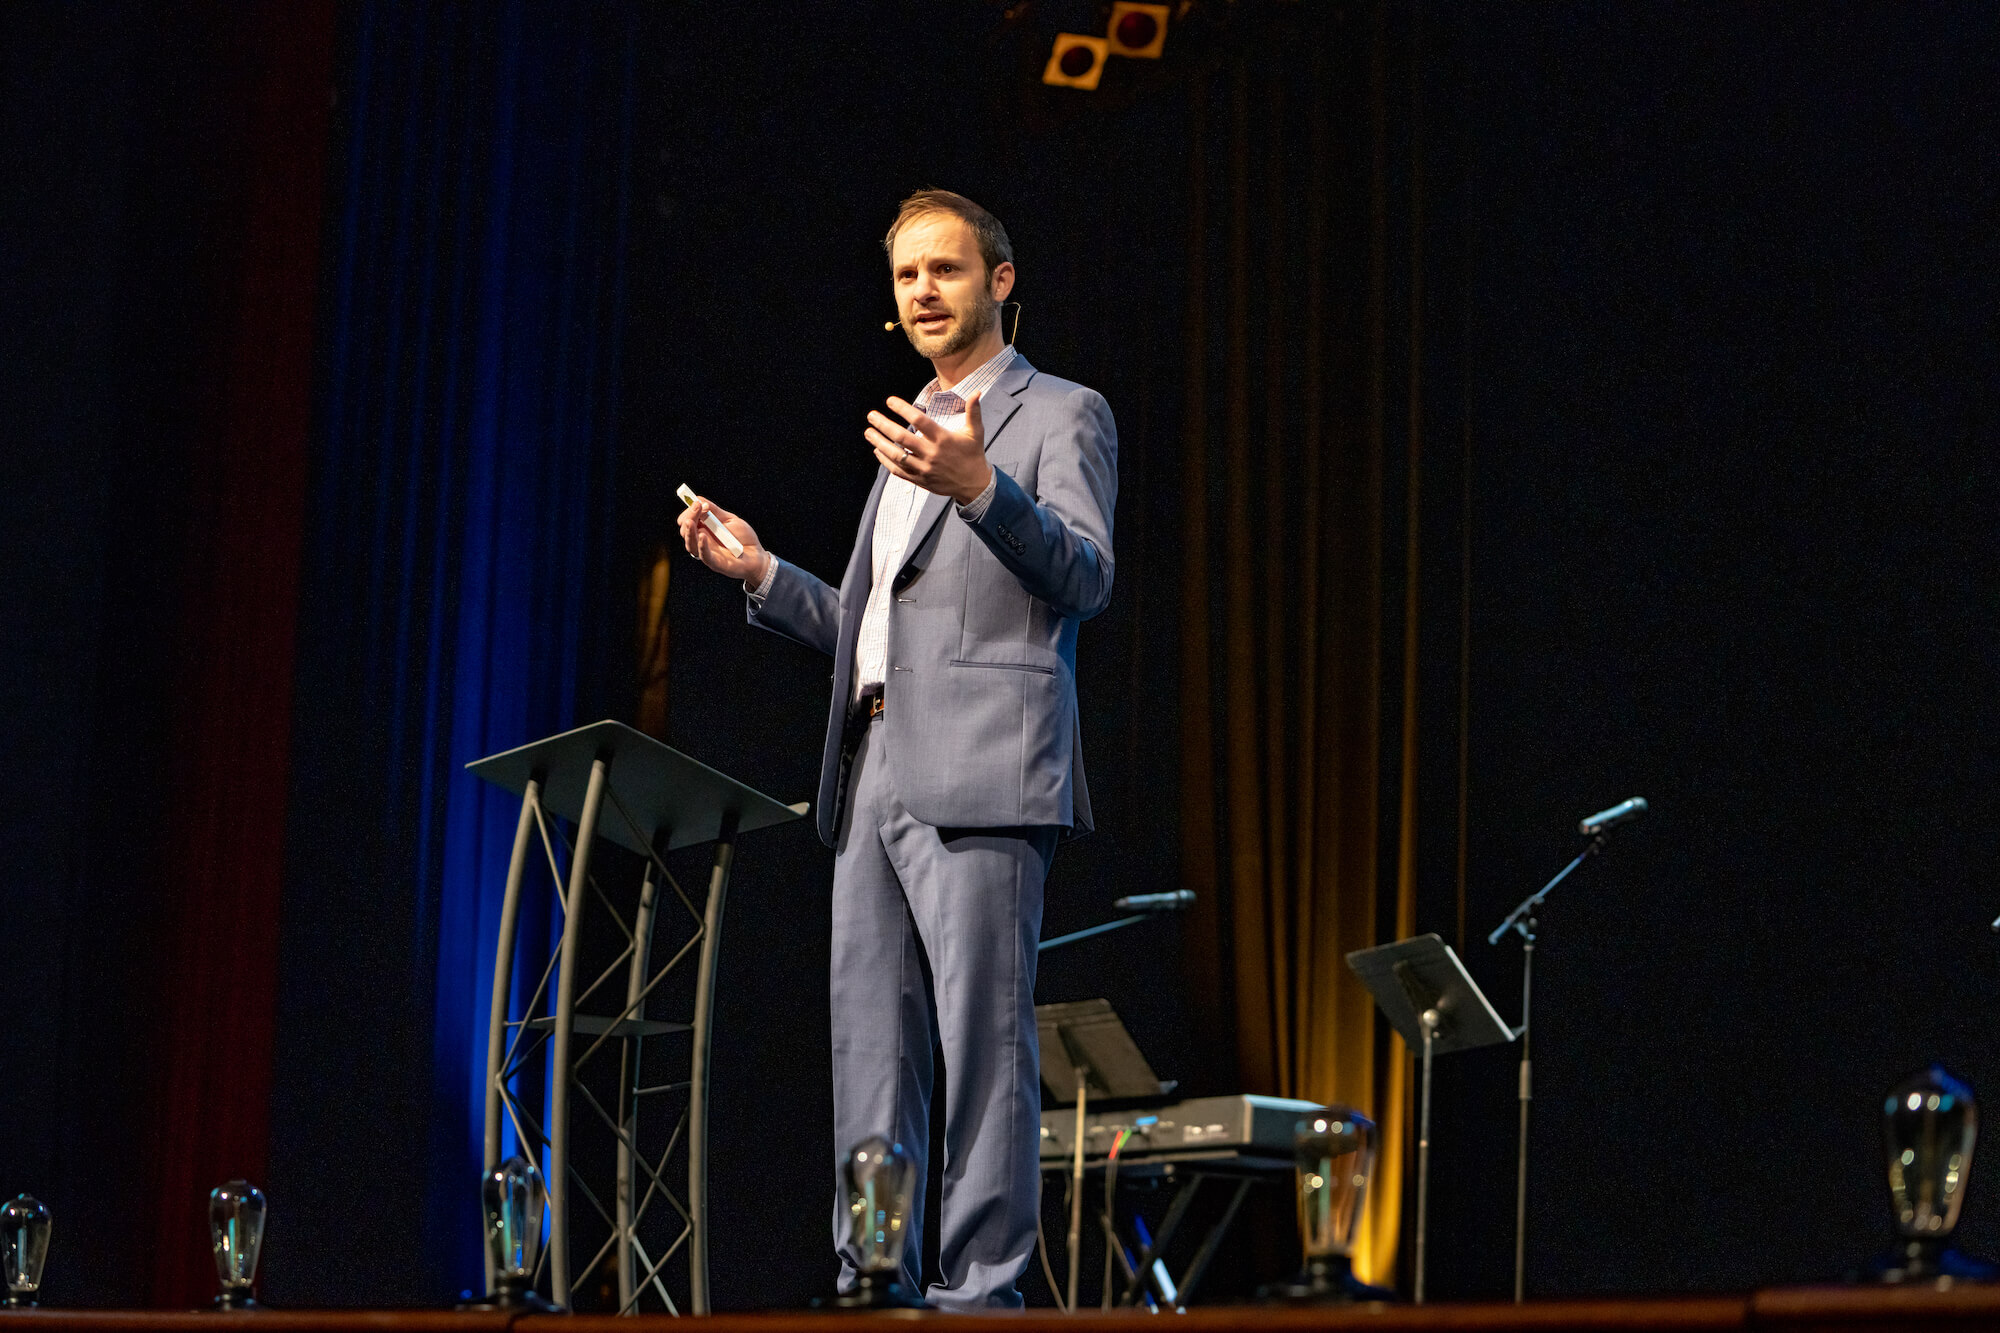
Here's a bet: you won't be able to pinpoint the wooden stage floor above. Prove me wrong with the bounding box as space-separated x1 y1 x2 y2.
2 1285 1999 1333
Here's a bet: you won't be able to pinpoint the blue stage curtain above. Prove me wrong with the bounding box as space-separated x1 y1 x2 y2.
274 0 634 1300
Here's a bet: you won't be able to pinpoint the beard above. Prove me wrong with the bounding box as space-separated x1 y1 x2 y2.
904 282 1000 360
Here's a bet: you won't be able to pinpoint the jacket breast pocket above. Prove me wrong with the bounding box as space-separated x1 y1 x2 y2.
947 658 1054 675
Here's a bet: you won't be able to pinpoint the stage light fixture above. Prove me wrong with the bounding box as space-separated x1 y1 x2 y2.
1107 3 1170 59
1042 33 1109 90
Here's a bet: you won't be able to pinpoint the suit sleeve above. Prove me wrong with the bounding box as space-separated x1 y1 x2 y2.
745 557 841 656
961 386 1117 621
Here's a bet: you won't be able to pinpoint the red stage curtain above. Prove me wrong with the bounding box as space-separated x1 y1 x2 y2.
145 3 337 1308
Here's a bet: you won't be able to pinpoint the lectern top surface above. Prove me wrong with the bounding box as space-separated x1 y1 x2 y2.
466 719 807 855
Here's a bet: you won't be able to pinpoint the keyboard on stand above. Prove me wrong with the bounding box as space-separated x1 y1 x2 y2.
1039 1092 1322 1164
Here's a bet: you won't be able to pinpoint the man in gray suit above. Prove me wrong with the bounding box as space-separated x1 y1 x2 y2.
678 190 1115 1310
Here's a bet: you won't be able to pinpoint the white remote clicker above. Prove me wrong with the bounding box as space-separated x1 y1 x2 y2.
677 483 746 557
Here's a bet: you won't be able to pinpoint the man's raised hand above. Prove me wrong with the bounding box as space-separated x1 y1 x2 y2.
677 495 768 583
866 392 994 506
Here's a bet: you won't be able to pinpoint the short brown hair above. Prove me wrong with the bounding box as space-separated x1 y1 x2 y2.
883 189 1014 278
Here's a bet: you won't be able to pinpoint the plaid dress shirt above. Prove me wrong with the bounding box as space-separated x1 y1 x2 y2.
746 343 1017 703
852 343 1015 696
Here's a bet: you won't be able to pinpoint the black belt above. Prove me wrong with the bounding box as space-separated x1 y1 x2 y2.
847 687 884 734
836 690 885 816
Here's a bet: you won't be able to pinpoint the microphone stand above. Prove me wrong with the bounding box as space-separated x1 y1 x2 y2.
1039 913 1153 953
1039 895 1192 954
1487 829 1608 1304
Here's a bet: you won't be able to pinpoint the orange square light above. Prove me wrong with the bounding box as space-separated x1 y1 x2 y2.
1107 2 1169 59
1042 33 1109 90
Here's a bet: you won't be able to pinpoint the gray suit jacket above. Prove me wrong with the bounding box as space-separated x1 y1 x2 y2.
747 354 1117 847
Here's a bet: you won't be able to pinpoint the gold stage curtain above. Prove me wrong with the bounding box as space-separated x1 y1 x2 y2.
1177 3 1461 1289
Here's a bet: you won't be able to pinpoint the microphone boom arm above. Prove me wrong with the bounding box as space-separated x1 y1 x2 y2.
1487 831 1607 947
1038 913 1152 954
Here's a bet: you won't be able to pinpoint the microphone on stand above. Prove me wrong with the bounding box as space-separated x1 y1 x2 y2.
1578 797 1648 836
1041 891 1195 954
1113 890 1196 913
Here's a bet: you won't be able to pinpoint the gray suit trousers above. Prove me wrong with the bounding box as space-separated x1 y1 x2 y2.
830 714 1055 1311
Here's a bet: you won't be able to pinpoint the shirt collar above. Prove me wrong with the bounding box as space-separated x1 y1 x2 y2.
915 343 1017 416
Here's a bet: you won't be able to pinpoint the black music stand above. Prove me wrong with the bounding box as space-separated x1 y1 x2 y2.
1035 999 1165 1310
1347 934 1513 1304
1036 999 1168 1104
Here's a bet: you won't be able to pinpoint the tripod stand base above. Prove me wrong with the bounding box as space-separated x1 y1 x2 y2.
1261 1255 1395 1305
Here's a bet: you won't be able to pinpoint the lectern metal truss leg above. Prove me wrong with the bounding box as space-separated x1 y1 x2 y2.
605 784 707 927
481 761 743 1315
686 819 737 1317
575 1081 690 1216
629 1109 693 1227
625 1228 690 1314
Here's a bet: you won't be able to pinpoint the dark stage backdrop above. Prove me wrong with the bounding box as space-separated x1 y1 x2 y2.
1417 2 2000 1297
5 0 1999 1312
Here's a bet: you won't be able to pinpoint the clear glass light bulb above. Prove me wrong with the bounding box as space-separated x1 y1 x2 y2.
1884 1066 1977 1240
482 1155 546 1284
208 1180 267 1305
1294 1106 1376 1260
1 1195 52 1306
844 1136 916 1276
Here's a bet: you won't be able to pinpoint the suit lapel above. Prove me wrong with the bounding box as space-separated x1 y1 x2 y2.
892 354 1038 588
897 489 953 591
978 352 1036 454
845 467 889 594
837 467 890 652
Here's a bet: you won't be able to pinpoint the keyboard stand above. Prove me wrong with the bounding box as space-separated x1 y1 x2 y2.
1043 1149 1293 1309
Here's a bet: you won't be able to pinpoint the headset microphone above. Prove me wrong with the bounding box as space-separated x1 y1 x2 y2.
881 302 1023 338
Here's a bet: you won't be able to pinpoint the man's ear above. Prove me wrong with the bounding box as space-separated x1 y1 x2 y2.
989 261 1016 303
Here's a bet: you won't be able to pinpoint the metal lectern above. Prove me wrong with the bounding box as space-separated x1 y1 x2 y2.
467 720 805 1315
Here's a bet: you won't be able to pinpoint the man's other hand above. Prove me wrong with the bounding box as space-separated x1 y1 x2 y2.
867 393 995 506
678 495 768 583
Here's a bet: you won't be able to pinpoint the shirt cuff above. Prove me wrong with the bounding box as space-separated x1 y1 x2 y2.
744 552 777 602
955 471 999 523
